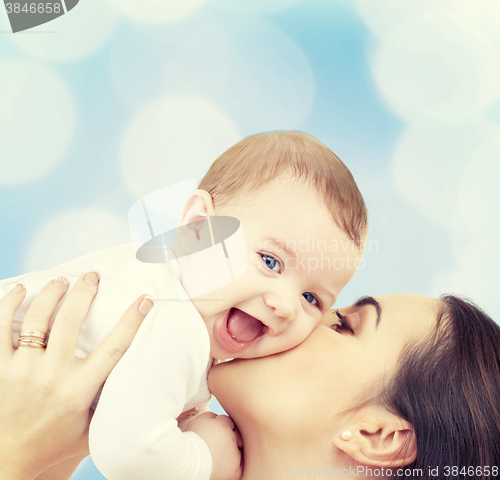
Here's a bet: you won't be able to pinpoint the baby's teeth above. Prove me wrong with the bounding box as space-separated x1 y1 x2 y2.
231 335 237 340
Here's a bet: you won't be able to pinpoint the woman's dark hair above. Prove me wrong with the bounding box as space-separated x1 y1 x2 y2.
383 295 500 480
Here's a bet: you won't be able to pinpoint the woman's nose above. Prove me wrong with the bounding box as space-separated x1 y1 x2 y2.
264 293 296 321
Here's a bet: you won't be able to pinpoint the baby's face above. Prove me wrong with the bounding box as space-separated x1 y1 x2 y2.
189 177 363 360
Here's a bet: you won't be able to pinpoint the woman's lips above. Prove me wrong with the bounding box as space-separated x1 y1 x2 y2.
218 308 267 352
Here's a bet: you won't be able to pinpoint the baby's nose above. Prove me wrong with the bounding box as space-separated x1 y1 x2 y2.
265 293 296 322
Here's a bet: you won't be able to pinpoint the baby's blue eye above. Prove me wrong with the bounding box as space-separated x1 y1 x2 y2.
260 253 282 273
303 292 320 307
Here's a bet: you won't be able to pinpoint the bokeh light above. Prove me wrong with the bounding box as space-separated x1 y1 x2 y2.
355 0 430 38
108 30 166 110
0 60 75 184
212 0 307 15
356 1 500 322
161 16 316 133
356 0 494 39
429 239 500 319
103 0 210 25
119 95 241 199
24 209 129 271
458 132 500 248
9 0 119 62
392 119 499 228
372 8 500 123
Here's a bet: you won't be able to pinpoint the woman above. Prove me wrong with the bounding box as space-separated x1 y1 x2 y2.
209 293 500 480
3 288 500 479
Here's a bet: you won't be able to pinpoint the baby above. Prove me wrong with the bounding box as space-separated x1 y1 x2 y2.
0 132 367 480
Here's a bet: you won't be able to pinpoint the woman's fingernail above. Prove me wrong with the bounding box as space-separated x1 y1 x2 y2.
52 277 68 289
11 283 25 295
83 271 100 285
139 295 154 316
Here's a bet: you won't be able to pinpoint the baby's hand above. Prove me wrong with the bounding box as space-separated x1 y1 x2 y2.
186 412 242 480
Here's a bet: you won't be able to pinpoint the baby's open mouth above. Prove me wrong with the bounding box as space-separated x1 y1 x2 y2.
219 308 268 352
228 308 264 342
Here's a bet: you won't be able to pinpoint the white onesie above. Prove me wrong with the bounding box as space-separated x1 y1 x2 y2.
0 243 213 480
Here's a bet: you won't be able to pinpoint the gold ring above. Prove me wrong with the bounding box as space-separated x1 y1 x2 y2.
18 339 47 349
19 330 47 340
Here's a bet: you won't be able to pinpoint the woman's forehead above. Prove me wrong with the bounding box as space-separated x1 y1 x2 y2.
372 293 442 337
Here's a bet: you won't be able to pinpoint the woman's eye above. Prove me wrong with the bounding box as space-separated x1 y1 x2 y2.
303 292 320 308
332 310 354 334
260 253 282 273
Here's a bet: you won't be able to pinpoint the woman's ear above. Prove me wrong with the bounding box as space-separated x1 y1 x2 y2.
178 189 216 241
332 407 417 468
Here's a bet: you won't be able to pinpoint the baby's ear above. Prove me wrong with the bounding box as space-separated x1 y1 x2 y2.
332 406 417 468
179 190 215 240
180 190 215 225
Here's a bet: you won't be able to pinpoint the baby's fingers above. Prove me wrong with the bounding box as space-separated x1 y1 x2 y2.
83 295 154 389
215 414 236 431
0 284 26 356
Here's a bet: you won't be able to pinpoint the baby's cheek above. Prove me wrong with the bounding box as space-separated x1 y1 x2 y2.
299 317 323 346
287 320 318 350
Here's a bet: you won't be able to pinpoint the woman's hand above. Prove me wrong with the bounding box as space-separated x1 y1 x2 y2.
0 272 154 480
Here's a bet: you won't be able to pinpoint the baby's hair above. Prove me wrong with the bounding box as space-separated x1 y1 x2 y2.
198 131 368 248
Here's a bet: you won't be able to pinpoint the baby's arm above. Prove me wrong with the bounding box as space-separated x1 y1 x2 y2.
89 298 214 480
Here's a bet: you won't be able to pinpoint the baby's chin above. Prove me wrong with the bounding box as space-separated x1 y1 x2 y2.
210 342 269 361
